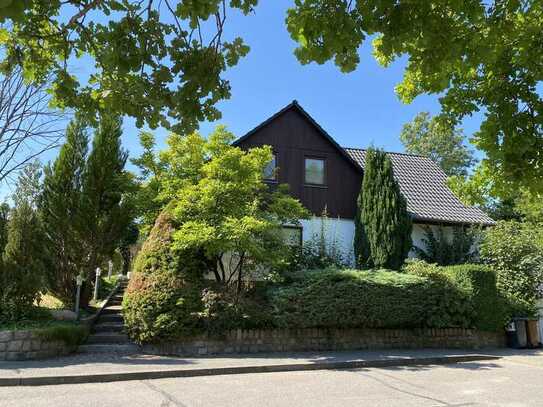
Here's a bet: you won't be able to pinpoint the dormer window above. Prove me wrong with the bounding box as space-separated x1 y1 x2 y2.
263 153 277 181
304 157 325 185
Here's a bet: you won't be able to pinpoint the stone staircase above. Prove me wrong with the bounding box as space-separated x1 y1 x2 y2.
79 279 140 353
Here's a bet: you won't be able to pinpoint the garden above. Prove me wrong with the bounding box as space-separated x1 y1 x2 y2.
1 113 542 354
120 128 543 347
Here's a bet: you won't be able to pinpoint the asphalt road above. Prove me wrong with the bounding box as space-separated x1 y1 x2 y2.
1 357 542 406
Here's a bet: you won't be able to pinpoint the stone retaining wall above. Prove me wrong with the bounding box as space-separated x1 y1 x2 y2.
143 328 506 357
0 330 76 361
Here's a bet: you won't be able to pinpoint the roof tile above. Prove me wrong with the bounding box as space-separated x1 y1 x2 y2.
344 148 495 225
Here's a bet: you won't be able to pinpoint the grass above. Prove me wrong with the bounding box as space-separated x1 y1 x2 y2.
37 293 65 310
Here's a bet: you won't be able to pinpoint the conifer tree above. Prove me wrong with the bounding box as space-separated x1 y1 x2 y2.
354 148 412 270
40 118 88 305
353 192 371 268
1 167 48 321
79 115 133 304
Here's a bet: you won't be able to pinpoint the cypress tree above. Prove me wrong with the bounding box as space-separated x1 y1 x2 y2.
1 163 48 320
1 202 47 317
40 118 88 305
354 148 412 270
353 191 371 268
79 115 133 305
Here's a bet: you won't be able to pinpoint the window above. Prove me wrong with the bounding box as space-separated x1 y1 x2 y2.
282 226 303 247
263 153 277 181
304 157 325 185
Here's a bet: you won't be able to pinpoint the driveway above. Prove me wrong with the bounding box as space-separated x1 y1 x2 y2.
1 351 542 406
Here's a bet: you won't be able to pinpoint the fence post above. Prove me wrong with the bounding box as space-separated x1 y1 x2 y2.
93 267 101 302
75 274 84 320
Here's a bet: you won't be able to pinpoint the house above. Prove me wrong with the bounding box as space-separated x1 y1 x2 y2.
234 101 494 265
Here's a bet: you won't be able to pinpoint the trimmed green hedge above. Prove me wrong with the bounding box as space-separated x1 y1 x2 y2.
269 265 506 332
268 268 472 330
404 261 507 331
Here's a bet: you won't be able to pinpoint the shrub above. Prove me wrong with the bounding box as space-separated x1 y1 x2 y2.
480 221 543 317
412 225 478 265
268 268 472 330
37 323 89 348
199 286 274 336
404 260 506 331
123 210 205 343
123 270 203 343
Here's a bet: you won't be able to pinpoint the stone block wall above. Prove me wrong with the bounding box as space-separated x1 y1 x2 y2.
0 329 74 361
143 328 506 357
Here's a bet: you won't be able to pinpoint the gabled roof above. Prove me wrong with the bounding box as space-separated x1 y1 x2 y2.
345 148 495 226
234 100 494 226
233 100 362 172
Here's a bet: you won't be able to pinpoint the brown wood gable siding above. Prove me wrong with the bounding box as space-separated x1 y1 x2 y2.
237 108 362 219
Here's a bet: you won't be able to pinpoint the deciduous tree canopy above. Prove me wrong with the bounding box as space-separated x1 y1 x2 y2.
400 112 475 177
0 0 256 133
287 0 543 192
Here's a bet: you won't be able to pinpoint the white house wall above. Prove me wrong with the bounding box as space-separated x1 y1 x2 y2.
300 217 457 266
300 217 356 266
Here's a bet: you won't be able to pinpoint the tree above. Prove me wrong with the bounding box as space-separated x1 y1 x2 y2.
400 112 475 177
0 202 9 252
40 118 88 305
0 67 64 183
119 221 139 276
0 1 256 134
12 160 43 209
0 168 49 322
480 221 543 317
138 126 309 291
79 115 135 304
286 1 543 192
354 148 412 270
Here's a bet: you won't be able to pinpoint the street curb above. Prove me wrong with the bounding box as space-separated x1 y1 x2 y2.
0 354 500 387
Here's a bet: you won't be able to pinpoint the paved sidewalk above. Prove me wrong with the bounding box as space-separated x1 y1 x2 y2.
0 348 509 386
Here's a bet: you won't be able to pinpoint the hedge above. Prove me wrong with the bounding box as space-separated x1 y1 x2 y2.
404 261 507 331
269 265 506 332
268 268 475 330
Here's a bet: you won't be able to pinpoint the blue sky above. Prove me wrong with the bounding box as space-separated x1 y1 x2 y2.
1 0 486 199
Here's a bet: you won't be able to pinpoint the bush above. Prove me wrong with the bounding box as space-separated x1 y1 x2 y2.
404 261 507 331
36 323 89 348
123 270 203 343
480 221 543 317
199 286 275 336
412 225 478 265
268 268 473 330
123 210 204 343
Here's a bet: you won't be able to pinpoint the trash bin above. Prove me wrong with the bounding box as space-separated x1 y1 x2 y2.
506 322 519 348
515 319 528 348
506 319 528 348
526 319 541 348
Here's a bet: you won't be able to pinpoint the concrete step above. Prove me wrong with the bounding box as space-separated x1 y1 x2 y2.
101 305 122 315
93 322 125 333
78 343 140 354
98 314 123 323
86 332 130 344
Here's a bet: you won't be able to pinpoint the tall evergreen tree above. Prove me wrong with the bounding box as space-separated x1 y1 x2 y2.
353 192 371 268
354 148 412 270
1 202 47 319
0 203 10 253
79 115 133 304
1 167 48 321
40 118 88 305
